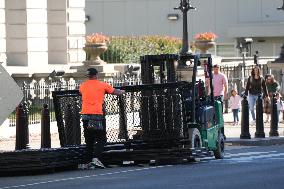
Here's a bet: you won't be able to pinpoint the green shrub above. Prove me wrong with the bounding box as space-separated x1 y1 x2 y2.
101 36 182 63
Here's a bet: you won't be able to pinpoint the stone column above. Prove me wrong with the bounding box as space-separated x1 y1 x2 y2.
5 0 48 67
47 0 67 64
5 0 28 66
26 0 48 69
67 0 86 63
47 0 85 65
0 0 5 65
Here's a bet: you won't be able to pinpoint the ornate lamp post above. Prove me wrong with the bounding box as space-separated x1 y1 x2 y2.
236 38 253 87
274 0 284 63
174 0 196 56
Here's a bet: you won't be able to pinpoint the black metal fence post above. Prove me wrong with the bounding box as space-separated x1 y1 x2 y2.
118 96 128 140
270 94 279 137
255 95 265 138
15 103 29 150
41 104 51 148
240 96 251 139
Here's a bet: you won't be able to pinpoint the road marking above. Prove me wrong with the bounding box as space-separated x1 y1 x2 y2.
204 151 284 164
225 151 277 158
0 165 173 189
228 152 284 162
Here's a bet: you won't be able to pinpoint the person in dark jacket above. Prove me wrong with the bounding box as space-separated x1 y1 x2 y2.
245 66 268 123
264 74 280 123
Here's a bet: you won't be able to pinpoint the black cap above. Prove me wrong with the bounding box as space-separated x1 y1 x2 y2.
86 68 98 76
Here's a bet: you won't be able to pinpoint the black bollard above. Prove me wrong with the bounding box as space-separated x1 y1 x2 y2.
15 103 29 150
255 95 265 138
240 96 251 139
269 94 279 137
23 102 30 148
41 104 51 148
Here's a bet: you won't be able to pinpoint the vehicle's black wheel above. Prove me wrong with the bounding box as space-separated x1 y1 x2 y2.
213 133 225 159
188 128 202 148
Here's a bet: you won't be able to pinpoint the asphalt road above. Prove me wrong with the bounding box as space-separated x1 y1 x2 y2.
1 145 284 189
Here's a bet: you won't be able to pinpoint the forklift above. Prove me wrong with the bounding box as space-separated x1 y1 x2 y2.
138 53 225 159
52 53 225 166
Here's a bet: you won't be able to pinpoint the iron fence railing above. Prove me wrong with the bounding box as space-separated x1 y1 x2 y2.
220 64 272 93
6 63 276 127
8 75 142 127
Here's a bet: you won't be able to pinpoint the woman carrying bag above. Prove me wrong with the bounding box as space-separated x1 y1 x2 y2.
264 74 280 123
244 66 268 124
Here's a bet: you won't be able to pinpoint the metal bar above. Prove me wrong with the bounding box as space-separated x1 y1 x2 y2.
191 55 198 123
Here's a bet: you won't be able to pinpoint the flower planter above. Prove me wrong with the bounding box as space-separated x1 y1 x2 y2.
83 43 107 65
194 40 215 54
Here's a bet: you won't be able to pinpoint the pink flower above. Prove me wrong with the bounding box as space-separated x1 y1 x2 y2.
194 32 218 41
85 33 109 44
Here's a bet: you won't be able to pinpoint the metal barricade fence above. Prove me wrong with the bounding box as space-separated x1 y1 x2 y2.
52 82 188 147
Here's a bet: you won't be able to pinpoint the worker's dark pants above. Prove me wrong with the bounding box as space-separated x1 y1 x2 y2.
82 117 106 163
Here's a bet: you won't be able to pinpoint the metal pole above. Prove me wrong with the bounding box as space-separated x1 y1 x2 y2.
191 55 198 123
41 104 51 148
242 52 246 87
181 2 189 55
15 103 29 150
255 95 265 138
240 96 251 139
254 51 259 65
174 0 196 66
270 94 279 137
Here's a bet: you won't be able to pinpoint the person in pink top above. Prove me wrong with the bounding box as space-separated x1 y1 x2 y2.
213 64 228 110
229 89 242 125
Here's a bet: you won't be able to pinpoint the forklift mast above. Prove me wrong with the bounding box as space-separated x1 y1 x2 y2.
140 53 214 123
140 54 179 84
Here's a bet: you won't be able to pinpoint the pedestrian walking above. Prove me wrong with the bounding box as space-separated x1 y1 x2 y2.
212 64 228 109
229 89 242 125
79 68 125 169
244 66 268 124
264 74 280 123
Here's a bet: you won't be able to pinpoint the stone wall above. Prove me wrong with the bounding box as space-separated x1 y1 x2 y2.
0 0 5 65
3 0 85 69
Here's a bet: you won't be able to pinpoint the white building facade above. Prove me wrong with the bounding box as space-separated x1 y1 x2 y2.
85 0 284 57
1 0 284 74
0 0 86 75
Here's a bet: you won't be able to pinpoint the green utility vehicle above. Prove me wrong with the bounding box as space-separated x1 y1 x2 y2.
52 53 225 165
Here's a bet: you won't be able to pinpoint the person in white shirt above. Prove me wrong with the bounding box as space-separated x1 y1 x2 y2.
229 89 242 125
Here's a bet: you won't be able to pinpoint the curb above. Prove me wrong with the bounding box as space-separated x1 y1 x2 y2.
225 137 284 146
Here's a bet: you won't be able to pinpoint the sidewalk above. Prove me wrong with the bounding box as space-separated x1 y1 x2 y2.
1 113 284 151
223 113 284 146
